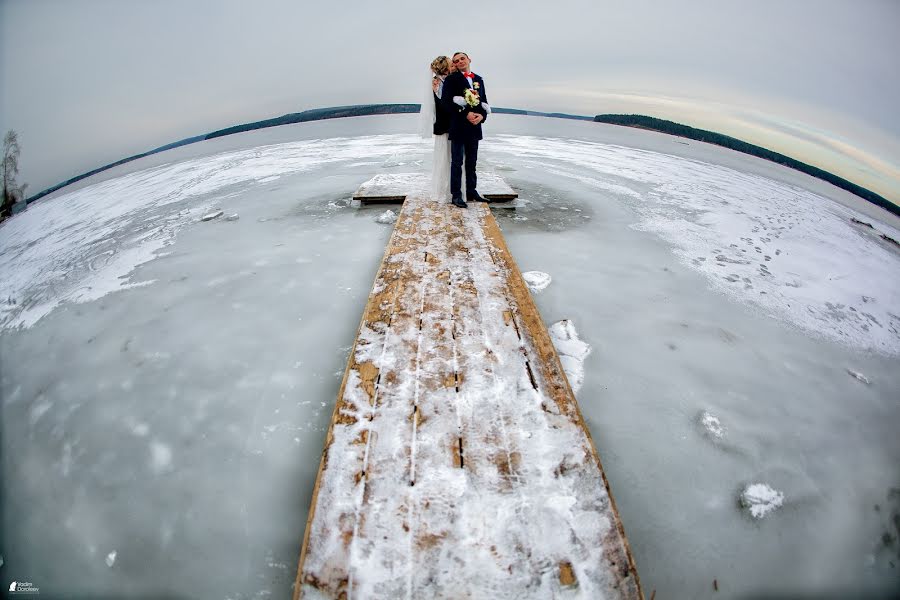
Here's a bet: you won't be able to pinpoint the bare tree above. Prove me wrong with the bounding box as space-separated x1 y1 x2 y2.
2 130 27 220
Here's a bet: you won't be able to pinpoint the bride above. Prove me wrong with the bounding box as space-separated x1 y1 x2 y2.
420 55 455 202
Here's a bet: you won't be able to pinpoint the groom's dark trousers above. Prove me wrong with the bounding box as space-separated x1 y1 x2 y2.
441 70 488 200
451 139 478 199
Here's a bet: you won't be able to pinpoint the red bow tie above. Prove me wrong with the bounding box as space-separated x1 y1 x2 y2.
464 72 474 79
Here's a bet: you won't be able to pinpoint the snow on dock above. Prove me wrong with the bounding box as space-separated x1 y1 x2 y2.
295 175 642 599
353 172 518 204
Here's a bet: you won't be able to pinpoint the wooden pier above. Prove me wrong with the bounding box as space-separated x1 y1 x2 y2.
294 175 642 599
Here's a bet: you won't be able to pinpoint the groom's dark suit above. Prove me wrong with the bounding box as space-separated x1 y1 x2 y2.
441 71 489 201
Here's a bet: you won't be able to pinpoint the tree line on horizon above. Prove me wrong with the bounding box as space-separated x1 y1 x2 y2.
24 105 422 204
593 114 898 217
13 106 897 220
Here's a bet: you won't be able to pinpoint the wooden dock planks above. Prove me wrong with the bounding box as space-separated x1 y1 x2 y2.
295 176 642 599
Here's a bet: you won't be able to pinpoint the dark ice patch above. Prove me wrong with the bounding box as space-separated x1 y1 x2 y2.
493 181 595 232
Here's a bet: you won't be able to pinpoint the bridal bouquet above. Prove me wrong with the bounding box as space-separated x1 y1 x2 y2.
464 88 480 108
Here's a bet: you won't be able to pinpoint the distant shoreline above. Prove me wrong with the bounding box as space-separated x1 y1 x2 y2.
26 104 897 218
26 104 421 204
593 114 898 218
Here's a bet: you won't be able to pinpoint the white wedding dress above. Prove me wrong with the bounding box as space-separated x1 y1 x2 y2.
432 132 451 202
420 72 452 202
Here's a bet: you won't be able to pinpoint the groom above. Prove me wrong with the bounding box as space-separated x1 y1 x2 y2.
442 52 490 208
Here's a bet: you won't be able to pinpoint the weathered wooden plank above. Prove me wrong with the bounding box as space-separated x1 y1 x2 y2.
294 203 423 599
481 209 644 596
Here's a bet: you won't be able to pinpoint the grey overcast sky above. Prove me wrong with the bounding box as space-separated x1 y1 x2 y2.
2 0 899 201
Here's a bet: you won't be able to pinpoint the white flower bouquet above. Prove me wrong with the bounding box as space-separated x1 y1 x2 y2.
464 88 480 108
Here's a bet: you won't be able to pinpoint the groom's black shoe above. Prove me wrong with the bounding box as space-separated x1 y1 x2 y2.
467 191 489 203
451 196 468 208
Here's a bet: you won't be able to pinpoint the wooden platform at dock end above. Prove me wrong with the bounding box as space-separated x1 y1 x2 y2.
352 172 518 204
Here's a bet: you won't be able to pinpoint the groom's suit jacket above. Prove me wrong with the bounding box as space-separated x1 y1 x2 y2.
441 71 489 142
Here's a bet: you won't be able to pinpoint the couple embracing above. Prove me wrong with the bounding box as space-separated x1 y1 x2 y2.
421 52 490 208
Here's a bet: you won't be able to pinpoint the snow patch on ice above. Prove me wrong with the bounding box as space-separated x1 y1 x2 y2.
522 271 552 292
105 550 117 567
548 319 591 394
741 483 785 519
700 411 726 439
375 209 398 224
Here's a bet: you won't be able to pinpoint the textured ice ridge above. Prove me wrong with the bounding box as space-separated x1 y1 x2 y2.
549 319 591 394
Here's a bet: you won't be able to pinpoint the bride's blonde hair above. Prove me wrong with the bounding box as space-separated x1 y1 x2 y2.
430 55 451 77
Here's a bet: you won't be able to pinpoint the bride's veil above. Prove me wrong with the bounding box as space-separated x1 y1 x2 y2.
419 70 436 139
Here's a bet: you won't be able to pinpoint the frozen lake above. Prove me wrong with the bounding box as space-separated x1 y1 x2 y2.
1 114 899 598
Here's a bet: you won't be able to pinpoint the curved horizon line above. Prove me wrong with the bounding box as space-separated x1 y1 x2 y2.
22 103 896 218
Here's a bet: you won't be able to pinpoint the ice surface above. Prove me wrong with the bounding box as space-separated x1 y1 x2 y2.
1 114 899 598
522 270 552 292
741 483 785 519
0 134 423 332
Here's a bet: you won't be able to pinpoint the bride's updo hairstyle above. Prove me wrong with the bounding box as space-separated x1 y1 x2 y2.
431 56 451 77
